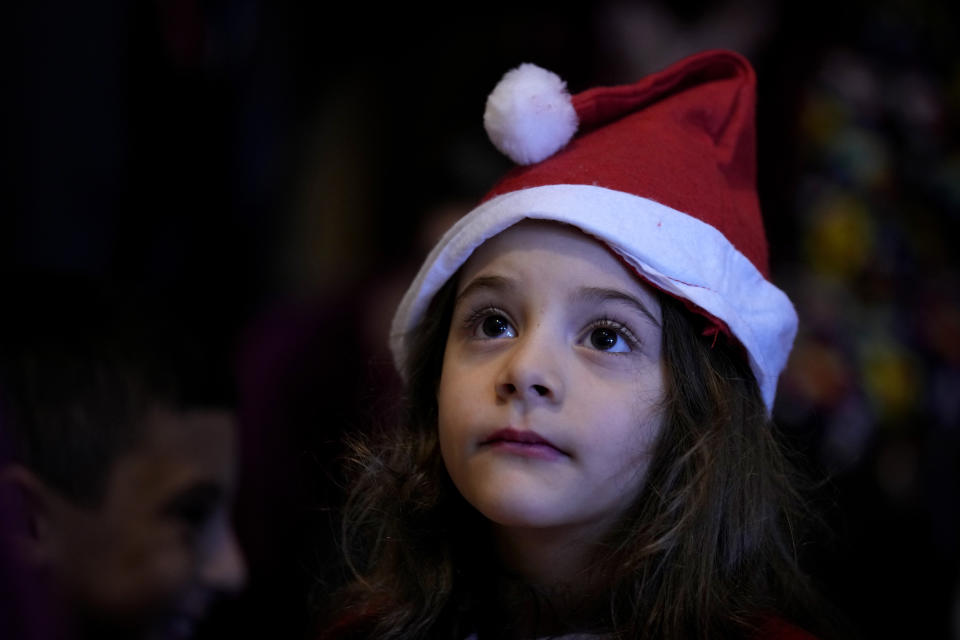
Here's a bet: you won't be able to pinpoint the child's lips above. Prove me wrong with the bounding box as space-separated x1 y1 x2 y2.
480 427 569 459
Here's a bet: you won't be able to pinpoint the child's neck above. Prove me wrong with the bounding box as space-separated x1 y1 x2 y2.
483 520 618 638
485 525 608 639
493 521 606 590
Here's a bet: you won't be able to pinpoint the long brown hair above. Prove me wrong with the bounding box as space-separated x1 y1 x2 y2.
318 276 824 639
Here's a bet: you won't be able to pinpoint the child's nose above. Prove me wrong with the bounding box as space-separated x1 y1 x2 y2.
200 519 247 594
495 333 565 404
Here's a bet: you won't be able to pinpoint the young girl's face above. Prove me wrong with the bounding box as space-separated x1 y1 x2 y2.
437 221 665 541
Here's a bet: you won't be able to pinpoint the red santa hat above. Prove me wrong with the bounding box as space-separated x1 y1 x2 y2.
390 49 797 410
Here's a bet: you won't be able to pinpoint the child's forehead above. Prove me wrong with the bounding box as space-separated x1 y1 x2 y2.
464 219 607 267
136 407 237 461
457 219 659 304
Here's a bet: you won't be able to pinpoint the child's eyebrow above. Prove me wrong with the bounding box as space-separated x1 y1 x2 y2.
455 275 516 303
573 287 661 327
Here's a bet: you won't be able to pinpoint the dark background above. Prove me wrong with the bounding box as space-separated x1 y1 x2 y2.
4 1 959 638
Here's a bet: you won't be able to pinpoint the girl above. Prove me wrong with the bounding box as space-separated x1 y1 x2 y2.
321 50 826 639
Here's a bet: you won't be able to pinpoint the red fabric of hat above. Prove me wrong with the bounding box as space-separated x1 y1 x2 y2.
484 50 769 278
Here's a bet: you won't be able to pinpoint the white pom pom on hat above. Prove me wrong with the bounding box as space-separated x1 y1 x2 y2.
483 63 579 165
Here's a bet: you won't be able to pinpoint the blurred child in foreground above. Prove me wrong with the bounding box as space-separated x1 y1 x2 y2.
0 273 246 640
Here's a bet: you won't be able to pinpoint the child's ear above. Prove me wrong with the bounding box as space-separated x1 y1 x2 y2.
0 464 63 567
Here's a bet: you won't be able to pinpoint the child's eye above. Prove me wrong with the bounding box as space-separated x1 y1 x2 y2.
173 501 216 528
467 308 517 339
582 320 637 353
163 484 223 532
481 315 514 337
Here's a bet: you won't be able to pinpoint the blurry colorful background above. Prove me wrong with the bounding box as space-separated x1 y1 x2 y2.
5 1 959 638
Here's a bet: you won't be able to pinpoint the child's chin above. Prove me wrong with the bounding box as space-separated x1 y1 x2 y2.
471 496 568 530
